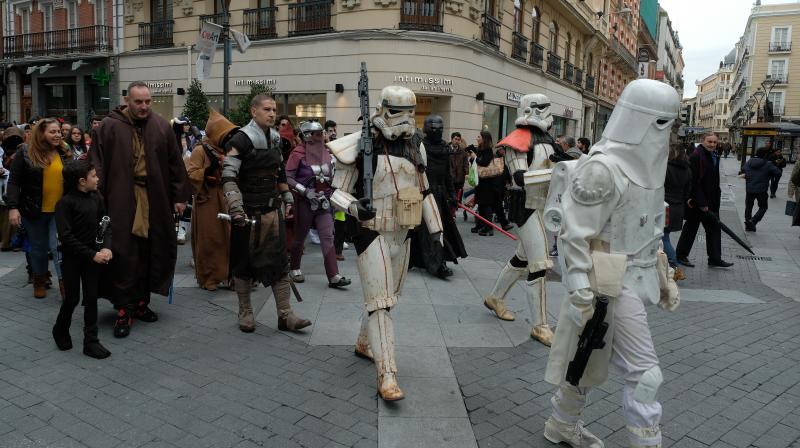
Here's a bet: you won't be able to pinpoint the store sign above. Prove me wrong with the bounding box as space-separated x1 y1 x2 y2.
637 48 650 63
506 91 522 104
234 79 277 88
743 129 777 136
392 74 454 93
147 81 174 94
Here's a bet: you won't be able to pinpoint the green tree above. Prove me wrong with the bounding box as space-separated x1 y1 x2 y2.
229 83 273 127
183 78 209 129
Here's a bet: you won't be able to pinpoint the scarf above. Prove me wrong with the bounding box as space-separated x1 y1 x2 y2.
124 108 150 239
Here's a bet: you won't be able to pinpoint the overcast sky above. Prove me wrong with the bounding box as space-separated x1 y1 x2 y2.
659 0 796 98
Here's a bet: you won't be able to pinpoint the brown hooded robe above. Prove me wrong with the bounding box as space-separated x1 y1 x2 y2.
187 110 234 289
90 106 190 304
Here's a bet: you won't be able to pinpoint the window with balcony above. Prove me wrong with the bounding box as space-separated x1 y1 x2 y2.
770 26 791 52
244 0 278 40
67 0 79 28
768 59 788 83
95 0 107 24
289 0 333 36
43 3 54 32
139 0 174 49
400 0 443 32
531 7 540 44
549 21 558 54
565 32 571 63
768 91 784 116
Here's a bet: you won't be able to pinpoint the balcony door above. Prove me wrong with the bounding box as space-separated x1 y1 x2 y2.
150 0 173 47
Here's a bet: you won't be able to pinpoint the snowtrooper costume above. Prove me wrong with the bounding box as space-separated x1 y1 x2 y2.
327 86 444 401
541 79 681 448
484 93 557 346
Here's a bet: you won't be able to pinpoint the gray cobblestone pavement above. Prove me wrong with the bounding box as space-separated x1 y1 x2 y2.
0 158 799 447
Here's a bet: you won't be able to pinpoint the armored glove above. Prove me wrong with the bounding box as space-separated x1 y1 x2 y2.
567 288 595 328
512 170 525 187
350 198 376 222
657 250 680 311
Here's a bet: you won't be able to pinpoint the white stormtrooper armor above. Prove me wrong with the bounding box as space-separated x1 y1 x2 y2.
483 93 557 346
327 86 443 402
542 79 681 448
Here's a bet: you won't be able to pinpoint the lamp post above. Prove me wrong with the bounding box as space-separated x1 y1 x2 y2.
761 78 779 120
751 89 765 123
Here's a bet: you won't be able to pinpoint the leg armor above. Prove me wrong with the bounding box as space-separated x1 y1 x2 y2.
484 255 526 321
544 385 604 448
526 274 553 346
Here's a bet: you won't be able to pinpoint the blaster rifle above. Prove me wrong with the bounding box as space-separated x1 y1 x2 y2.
358 62 374 211
565 296 610 387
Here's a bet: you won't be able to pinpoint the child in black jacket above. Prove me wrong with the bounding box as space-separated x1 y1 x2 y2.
52 160 112 359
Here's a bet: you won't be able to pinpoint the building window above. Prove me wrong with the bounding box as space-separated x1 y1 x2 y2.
772 26 791 46
768 91 784 116
20 7 31 34
42 3 54 31
531 7 540 44
565 32 572 63
96 0 107 24
513 0 523 33
768 59 788 82
151 0 173 21
549 21 558 54
67 0 78 28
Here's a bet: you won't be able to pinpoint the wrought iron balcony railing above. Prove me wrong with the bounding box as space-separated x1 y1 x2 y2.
199 12 230 26
400 0 443 32
3 25 112 59
481 14 501 49
289 0 333 37
610 36 637 72
768 42 791 52
243 7 278 40
563 61 574 83
529 42 544 68
139 20 174 50
546 52 562 77
767 73 788 84
511 31 528 61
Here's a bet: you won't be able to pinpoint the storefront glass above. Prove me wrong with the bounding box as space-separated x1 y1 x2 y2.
274 93 327 124
552 116 577 138
482 103 502 140
43 78 78 124
150 95 174 121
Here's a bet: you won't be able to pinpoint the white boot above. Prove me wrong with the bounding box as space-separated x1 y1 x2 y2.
484 262 525 321
626 425 662 448
527 277 553 346
354 313 374 361
544 417 604 448
367 309 403 401
177 224 187 245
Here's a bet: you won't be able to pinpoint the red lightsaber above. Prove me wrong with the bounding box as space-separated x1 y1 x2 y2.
457 203 518 241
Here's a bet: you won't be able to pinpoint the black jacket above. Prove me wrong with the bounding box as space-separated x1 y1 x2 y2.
55 190 112 261
664 159 692 232
688 145 721 212
744 157 781 193
7 144 73 219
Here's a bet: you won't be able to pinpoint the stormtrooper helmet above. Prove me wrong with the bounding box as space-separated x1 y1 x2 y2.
515 93 553 132
371 86 417 141
299 120 324 142
423 115 444 142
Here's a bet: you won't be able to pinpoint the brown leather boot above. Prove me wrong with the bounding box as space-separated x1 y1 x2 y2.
33 274 47 299
274 275 311 331
234 277 255 333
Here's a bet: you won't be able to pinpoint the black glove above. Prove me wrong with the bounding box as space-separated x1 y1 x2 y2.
231 211 249 227
354 198 376 221
513 170 525 187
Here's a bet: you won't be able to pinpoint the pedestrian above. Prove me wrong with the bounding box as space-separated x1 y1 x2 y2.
7 118 70 299
222 94 311 333
664 144 692 281
172 117 195 161
563 136 583 159
449 132 469 216
675 132 734 268
543 78 681 448
67 126 88 159
90 81 191 338
0 127 25 248
743 147 781 232
60 121 72 141
186 109 233 291
90 116 103 130
324 120 337 142
766 146 787 198
286 120 351 288
52 160 112 359
409 116 467 279
474 131 510 235
576 137 591 155
789 160 800 230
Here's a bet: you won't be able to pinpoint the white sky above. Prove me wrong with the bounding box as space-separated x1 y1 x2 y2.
659 0 797 98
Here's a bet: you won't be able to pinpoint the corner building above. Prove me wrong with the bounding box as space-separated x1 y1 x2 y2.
117 0 639 140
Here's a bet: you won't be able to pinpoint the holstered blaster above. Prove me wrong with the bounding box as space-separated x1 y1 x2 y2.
95 216 110 249
565 295 610 386
358 61 374 212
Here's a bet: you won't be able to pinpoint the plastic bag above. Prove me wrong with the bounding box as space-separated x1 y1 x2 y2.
467 159 480 187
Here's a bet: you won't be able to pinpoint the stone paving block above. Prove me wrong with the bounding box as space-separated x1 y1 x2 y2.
378 417 477 448
379 377 466 418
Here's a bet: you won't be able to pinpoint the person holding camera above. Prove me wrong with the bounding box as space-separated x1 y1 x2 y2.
286 121 351 289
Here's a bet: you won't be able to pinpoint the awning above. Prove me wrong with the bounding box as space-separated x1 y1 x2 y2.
742 121 800 137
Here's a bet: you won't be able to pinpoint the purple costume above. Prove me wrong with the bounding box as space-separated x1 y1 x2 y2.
286 141 340 281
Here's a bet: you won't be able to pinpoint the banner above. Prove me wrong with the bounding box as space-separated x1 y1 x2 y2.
195 21 223 80
230 29 251 54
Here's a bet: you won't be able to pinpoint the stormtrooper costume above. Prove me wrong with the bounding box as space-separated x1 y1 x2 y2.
484 94 557 346
327 86 444 401
541 79 681 448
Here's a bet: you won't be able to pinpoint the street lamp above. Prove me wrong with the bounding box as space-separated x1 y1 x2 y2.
761 78 779 120
751 89 765 122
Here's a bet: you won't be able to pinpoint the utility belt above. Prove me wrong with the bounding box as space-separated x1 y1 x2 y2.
134 176 147 186
244 199 282 215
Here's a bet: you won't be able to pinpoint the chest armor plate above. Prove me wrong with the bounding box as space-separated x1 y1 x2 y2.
239 145 283 207
368 154 423 232
525 142 555 209
599 183 665 262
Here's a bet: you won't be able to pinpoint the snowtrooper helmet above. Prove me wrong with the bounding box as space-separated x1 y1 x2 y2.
515 93 553 132
371 86 417 141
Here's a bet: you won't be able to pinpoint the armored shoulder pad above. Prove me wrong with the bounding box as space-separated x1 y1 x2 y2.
570 158 614 205
419 141 427 166
326 131 360 165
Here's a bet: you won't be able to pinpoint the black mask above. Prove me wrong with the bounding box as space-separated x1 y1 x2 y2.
423 115 444 142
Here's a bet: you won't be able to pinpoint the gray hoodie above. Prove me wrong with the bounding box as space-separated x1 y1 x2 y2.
744 157 781 194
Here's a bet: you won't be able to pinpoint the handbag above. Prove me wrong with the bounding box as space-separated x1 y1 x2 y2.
477 157 504 179
786 200 797 216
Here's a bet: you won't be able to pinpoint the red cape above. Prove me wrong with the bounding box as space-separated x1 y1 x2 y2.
496 128 532 153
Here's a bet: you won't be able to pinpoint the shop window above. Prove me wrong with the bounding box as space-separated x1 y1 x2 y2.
44 79 78 125
482 103 501 141
150 95 174 121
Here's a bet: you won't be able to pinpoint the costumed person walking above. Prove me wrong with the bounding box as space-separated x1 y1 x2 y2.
328 84 444 401
286 120 351 288
473 131 510 235
409 115 467 279
221 94 311 333
90 81 191 338
172 116 195 244
52 160 112 359
542 79 681 448
186 109 234 291
483 94 557 346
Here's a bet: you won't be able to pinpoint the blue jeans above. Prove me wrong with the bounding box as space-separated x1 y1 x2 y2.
662 231 677 268
22 213 62 279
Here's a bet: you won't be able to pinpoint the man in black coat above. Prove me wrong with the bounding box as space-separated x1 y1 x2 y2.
675 133 734 268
